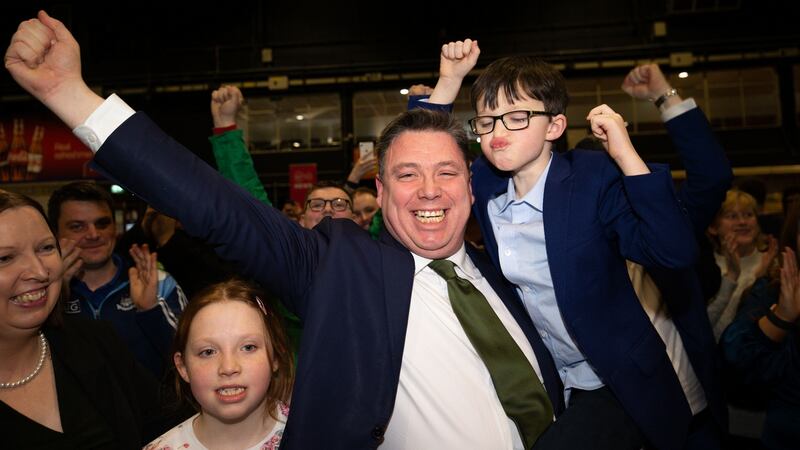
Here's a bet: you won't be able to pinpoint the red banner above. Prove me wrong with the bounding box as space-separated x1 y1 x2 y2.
0 116 100 183
288 163 317 204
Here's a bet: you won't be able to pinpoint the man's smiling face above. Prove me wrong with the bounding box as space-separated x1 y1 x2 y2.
376 130 473 259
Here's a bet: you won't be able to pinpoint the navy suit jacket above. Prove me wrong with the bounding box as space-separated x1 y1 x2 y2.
92 113 564 449
643 107 731 437
470 112 730 450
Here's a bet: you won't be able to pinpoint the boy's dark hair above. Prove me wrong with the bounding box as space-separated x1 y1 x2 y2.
470 56 569 115
376 109 469 178
47 181 115 231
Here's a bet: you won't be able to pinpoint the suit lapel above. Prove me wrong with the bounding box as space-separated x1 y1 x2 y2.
378 229 416 379
542 152 573 307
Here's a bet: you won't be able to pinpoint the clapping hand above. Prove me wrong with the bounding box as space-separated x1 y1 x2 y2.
128 243 159 311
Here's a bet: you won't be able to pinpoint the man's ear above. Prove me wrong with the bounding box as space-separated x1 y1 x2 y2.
375 176 384 209
468 174 475 206
545 114 567 141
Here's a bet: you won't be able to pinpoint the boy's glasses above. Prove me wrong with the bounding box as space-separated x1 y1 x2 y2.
305 198 351 212
468 110 554 135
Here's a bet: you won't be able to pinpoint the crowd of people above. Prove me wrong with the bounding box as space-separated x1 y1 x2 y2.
2 10 799 450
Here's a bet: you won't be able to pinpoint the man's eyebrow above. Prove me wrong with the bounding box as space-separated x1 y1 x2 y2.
390 162 421 174
435 160 462 169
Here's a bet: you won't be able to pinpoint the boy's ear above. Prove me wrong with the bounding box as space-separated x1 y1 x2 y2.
545 114 567 141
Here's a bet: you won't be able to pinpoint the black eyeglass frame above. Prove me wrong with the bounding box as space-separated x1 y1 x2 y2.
304 197 352 212
468 110 555 135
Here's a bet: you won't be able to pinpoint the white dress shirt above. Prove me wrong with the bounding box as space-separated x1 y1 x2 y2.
384 245 546 450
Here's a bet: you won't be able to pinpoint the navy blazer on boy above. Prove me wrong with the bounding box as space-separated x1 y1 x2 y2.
91 112 564 449
470 150 697 450
412 97 730 449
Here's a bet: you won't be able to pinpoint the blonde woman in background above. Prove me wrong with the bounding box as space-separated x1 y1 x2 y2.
707 190 778 340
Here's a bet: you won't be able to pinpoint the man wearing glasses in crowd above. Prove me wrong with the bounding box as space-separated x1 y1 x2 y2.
299 181 354 229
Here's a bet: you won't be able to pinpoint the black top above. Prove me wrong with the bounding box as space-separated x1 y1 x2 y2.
0 317 170 449
1 351 116 449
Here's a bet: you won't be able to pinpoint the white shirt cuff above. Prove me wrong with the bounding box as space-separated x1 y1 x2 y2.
661 98 697 122
72 94 135 153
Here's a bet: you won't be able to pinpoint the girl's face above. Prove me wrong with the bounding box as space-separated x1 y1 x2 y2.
0 207 62 338
712 202 760 249
175 301 276 424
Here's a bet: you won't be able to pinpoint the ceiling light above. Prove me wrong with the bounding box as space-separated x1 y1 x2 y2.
296 114 304 120
293 142 301 148
400 88 409 95
678 71 688 79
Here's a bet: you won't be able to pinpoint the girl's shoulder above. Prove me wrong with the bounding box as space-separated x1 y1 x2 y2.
277 400 290 420
255 402 290 450
144 413 200 450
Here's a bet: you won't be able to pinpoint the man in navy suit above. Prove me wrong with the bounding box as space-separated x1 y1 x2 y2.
6 12 565 449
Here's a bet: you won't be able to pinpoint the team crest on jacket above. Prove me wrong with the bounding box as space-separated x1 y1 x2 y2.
117 295 136 311
65 299 81 314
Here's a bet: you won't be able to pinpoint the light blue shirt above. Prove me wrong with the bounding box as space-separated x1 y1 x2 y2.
488 155 604 398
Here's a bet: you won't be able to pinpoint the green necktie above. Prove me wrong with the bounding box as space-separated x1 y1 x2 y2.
428 259 553 448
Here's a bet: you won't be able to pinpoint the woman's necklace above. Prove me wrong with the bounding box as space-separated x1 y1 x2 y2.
0 331 48 389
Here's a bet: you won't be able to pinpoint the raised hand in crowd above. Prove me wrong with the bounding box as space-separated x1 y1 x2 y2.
142 206 179 248
756 246 800 343
586 104 649 176
755 234 779 279
128 243 159 311
777 247 800 322
720 232 742 281
429 38 480 104
210 85 244 128
346 153 377 187
621 63 683 109
4 10 102 129
408 84 433 96
776 247 800 322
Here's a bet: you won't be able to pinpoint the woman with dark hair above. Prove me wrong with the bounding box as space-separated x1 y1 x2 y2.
0 190 164 449
721 202 800 450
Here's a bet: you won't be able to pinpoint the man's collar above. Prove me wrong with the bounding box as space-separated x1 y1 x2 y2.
411 244 480 280
72 252 124 290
